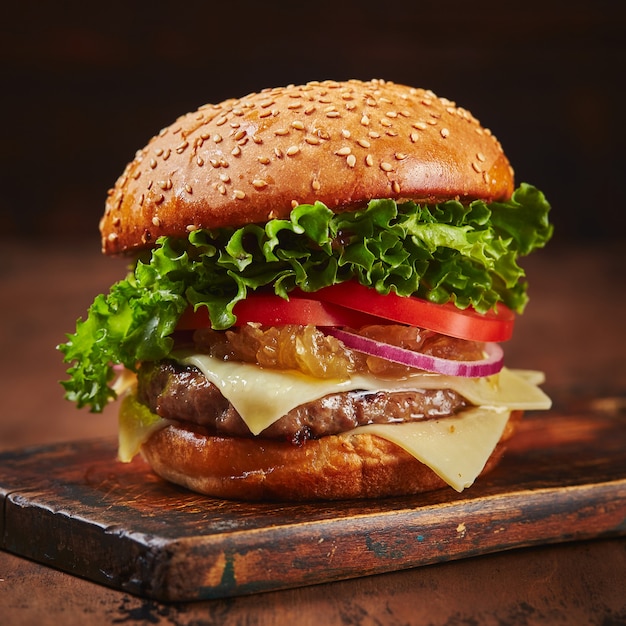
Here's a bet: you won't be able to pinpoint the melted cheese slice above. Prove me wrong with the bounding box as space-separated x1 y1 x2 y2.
349 407 511 492
178 352 551 436
118 353 551 491
118 393 171 462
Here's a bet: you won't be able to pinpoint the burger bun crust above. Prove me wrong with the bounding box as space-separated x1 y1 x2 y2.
140 415 520 501
101 79 514 255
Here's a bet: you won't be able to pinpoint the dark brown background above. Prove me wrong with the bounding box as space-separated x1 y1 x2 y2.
2 0 625 246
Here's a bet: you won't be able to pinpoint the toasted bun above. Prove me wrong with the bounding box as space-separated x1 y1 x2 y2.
140 413 520 501
101 79 514 255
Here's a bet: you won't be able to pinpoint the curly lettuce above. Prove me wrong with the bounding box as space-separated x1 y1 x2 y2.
59 183 552 412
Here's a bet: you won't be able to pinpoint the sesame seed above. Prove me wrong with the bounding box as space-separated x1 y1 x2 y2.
215 116 227 126
231 146 242 157
234 129 246 141
112 216 121 226
311 178 321 191
413 122 428 130
286 145 300 156
304 105 316 115
305 136 320 145
154 194 165 205
259 109 273 118
380 161 393 172
139 193 145 206
196 156 205 166
213 134 223 143
274 148 284 158
395 152 408 160
185 184 193 194
219 173 231 183
155 148 164 156
175 141 189 153
252 179 269 190
410 132 419 142
346 154 357 167
357 138 371 148
258 156 271 165
107 232 118 242
341 129 351 138
392 181 401 193
149 158 157 169
152 216 161 227
186 224 198 232
162 149 171 160
274 128 290 136
440 128 450 138
483 171 491 184
291 121 305 130
365 154 374 166
335 147 352 156
326 111 341 118
385 111 398 118
476 152 486 162
360 115 370 126
291 200 299 209
472 162 483 173
217 183 226 195
210 158 220 168
380 118 392 128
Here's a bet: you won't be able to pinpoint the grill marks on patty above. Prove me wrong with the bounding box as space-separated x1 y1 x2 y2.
137 360 469 445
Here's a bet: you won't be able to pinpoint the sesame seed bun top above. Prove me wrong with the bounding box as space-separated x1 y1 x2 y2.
100 79 514 255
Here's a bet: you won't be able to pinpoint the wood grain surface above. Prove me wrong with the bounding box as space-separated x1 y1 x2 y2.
2 406 625 602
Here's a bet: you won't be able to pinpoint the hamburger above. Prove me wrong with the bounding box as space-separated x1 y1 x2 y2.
59 79 553 501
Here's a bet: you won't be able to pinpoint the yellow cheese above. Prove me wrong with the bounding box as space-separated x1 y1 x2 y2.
118 393 170 462
347 407 511 492
119 353 551 492
178 352 551 436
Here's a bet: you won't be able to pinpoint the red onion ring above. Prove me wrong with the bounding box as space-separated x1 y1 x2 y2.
324 328 504 378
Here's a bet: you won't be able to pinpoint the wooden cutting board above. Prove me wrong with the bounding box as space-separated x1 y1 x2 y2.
1 404 625 602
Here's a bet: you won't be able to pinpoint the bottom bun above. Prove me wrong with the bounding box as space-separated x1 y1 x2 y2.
141 413 520 501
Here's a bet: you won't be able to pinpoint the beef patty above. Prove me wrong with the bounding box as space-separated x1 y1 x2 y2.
137 360 469 444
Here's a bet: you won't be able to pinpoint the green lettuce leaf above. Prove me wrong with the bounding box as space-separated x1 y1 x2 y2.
59 183 553 411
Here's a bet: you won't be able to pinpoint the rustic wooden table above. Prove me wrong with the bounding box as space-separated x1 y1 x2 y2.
1 237 625 625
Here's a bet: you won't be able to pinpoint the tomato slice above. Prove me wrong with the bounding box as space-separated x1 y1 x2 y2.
177 283 514 342
177 293 383 330
306 282 515 342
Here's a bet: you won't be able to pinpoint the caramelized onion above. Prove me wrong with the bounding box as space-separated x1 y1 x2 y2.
324 328 504 378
